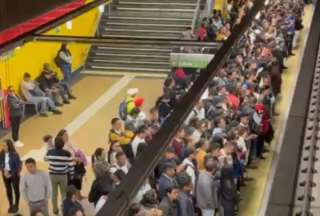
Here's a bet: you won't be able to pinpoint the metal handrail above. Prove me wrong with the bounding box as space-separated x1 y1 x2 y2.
191 0 203 31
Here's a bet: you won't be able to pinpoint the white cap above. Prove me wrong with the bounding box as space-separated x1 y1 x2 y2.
127 88 139 96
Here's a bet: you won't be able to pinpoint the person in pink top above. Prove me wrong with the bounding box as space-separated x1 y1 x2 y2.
197 24 207 41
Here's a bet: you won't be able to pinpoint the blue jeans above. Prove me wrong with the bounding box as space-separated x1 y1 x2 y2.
201 209 215 216
60 63 72 84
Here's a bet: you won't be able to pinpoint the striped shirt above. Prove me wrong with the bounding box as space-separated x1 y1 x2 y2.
44 149 74 175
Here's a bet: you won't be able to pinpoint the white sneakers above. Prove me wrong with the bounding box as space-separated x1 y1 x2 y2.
14 140 24 147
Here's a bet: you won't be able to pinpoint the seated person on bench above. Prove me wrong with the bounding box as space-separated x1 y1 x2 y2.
21 72 62 117
37 63 76 106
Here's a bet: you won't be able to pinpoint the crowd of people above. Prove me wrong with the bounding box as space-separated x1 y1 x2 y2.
0 0 308 216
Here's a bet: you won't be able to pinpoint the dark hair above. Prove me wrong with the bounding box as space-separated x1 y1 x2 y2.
25 157 36 165
66 185 78 200
164 77 174 87
196 138 208 149
43 134 52 142
56 129 67 138
176 172 191 189
126 203 141 216
136 125 147 134
204 155 218 172
166 185 179 194
115 151 126 159
140 190 158 207
92 147 105 165
54 136 65 149
23 72 31 78
3 139 16 153
111 117 120 125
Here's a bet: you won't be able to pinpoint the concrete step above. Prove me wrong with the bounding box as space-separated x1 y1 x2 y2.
103 23 189 31
105 16 192 25
117 2 196 10
86 64 171 73
119 0 197 3
90 52 170 61
116 7 195 13
110 10 194 18
102 28 182 34
91 46 171 55
100 33 180 40
87 59 170 67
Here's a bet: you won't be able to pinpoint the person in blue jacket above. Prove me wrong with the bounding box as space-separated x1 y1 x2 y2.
0 139 22 213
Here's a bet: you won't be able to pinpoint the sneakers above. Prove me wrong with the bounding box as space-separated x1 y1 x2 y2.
69 95 77 100
14 141 24 148
39 113 49 117
55 102 63 107
52 109 62 115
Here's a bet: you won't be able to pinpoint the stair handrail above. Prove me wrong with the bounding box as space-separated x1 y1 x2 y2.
191 0 203 32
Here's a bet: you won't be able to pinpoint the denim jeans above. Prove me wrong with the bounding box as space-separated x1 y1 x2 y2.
60 63 72 84
201 208 215 216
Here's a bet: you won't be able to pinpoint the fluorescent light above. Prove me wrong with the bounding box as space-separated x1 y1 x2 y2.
66 20 72 30
99 5 105 13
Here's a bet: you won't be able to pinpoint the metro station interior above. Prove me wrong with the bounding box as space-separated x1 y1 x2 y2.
0 0 319 215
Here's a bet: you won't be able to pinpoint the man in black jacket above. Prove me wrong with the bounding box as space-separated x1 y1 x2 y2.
7 86 24 147
38 63 75 106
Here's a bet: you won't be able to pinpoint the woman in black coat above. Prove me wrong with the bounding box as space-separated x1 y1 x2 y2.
0 139 22 213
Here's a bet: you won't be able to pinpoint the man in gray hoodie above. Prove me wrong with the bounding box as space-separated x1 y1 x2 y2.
196 156 219 216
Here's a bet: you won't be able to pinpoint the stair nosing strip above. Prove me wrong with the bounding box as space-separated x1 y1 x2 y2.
95 47 171 52
103 28 182 33
90 59 170 65
116 7 195 12
101 34 179 39
87 65 170 72
108 16 192 21
106 22 189 27
93 53 170 58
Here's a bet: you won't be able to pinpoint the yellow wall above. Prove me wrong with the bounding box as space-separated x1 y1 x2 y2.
214 0 228 16
0 1 104 91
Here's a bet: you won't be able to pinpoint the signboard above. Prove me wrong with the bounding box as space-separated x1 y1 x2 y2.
170 53 214 69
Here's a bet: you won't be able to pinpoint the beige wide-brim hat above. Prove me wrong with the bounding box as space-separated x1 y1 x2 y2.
127 88 139 96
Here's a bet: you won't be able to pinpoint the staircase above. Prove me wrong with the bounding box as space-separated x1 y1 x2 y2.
85 0 198 75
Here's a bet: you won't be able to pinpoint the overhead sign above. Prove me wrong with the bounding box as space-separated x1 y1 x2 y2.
170 52 214 69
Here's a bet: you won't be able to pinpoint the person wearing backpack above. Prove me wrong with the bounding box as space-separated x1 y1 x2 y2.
55 44 72 84
118 88 139 121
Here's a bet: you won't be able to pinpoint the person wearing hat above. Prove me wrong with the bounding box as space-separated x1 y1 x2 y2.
126 88 139 115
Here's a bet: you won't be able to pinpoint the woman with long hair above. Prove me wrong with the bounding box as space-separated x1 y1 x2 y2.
0 139 22 213
57 43 72 84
